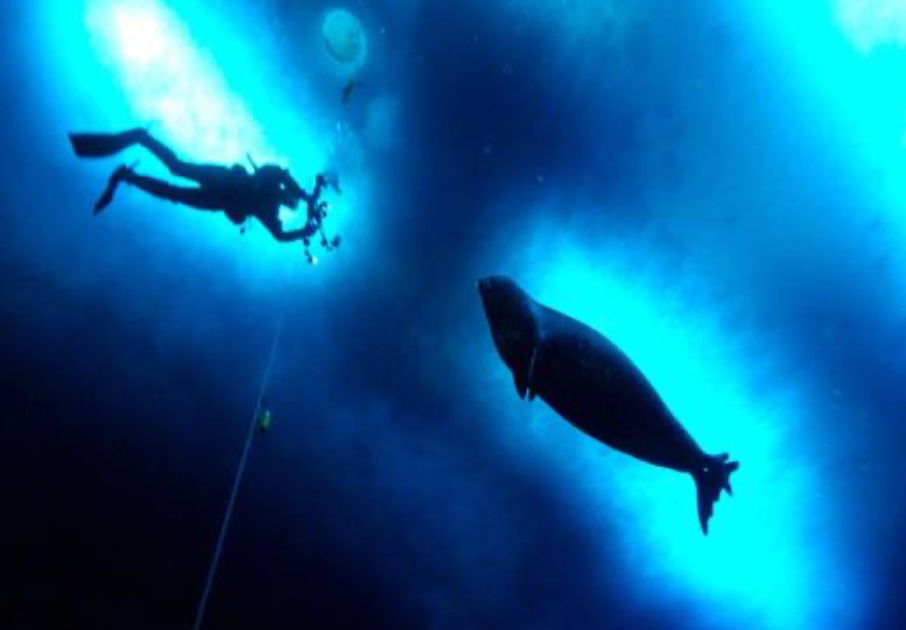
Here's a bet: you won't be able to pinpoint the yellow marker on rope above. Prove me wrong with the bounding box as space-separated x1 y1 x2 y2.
257 408 272 433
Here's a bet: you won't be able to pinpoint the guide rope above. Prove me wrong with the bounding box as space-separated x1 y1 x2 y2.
191 313 286 630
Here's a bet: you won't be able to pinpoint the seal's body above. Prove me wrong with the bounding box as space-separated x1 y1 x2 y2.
477 276 738 534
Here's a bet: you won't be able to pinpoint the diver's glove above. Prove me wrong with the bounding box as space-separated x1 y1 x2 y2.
321 171 341 194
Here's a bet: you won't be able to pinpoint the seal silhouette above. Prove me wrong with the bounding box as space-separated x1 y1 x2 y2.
477 275 738 534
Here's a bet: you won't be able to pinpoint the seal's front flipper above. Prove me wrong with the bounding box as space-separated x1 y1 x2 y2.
513 349 538 401
513 372 529 400
692 454 739 535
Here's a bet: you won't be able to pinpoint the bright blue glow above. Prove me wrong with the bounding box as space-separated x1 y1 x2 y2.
83 0 323 259
747 0 906 290
34 0 372 282
833 0 906 52
85 0 274 164
479 223 860 630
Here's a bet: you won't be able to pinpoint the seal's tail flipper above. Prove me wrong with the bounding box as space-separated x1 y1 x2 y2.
69 131 141 158
692 453 739 535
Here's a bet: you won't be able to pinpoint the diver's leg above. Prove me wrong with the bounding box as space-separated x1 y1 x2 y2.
134 131 230 184
94 164 222 214
122 171 221 210
71 128 229 183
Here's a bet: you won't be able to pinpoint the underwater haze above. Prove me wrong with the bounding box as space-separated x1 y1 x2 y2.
3 0 906 628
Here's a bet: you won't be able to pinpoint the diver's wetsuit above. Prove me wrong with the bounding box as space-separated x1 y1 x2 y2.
69 129 329 244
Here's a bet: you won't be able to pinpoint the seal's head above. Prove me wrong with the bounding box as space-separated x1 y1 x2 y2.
477 276 540 396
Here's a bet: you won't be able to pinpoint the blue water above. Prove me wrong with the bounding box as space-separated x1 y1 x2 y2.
4 1 906 628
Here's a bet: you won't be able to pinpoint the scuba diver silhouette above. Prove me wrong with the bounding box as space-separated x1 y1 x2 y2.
69 128 341 262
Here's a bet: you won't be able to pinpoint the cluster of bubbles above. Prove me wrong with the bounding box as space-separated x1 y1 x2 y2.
322 8 367 67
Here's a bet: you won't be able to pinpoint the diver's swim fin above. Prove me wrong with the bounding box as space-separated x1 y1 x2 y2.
93 163 134 214
69 130 142 158
692 453 739 535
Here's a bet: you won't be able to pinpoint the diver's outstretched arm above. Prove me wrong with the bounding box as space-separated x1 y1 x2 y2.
299 179 323 206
